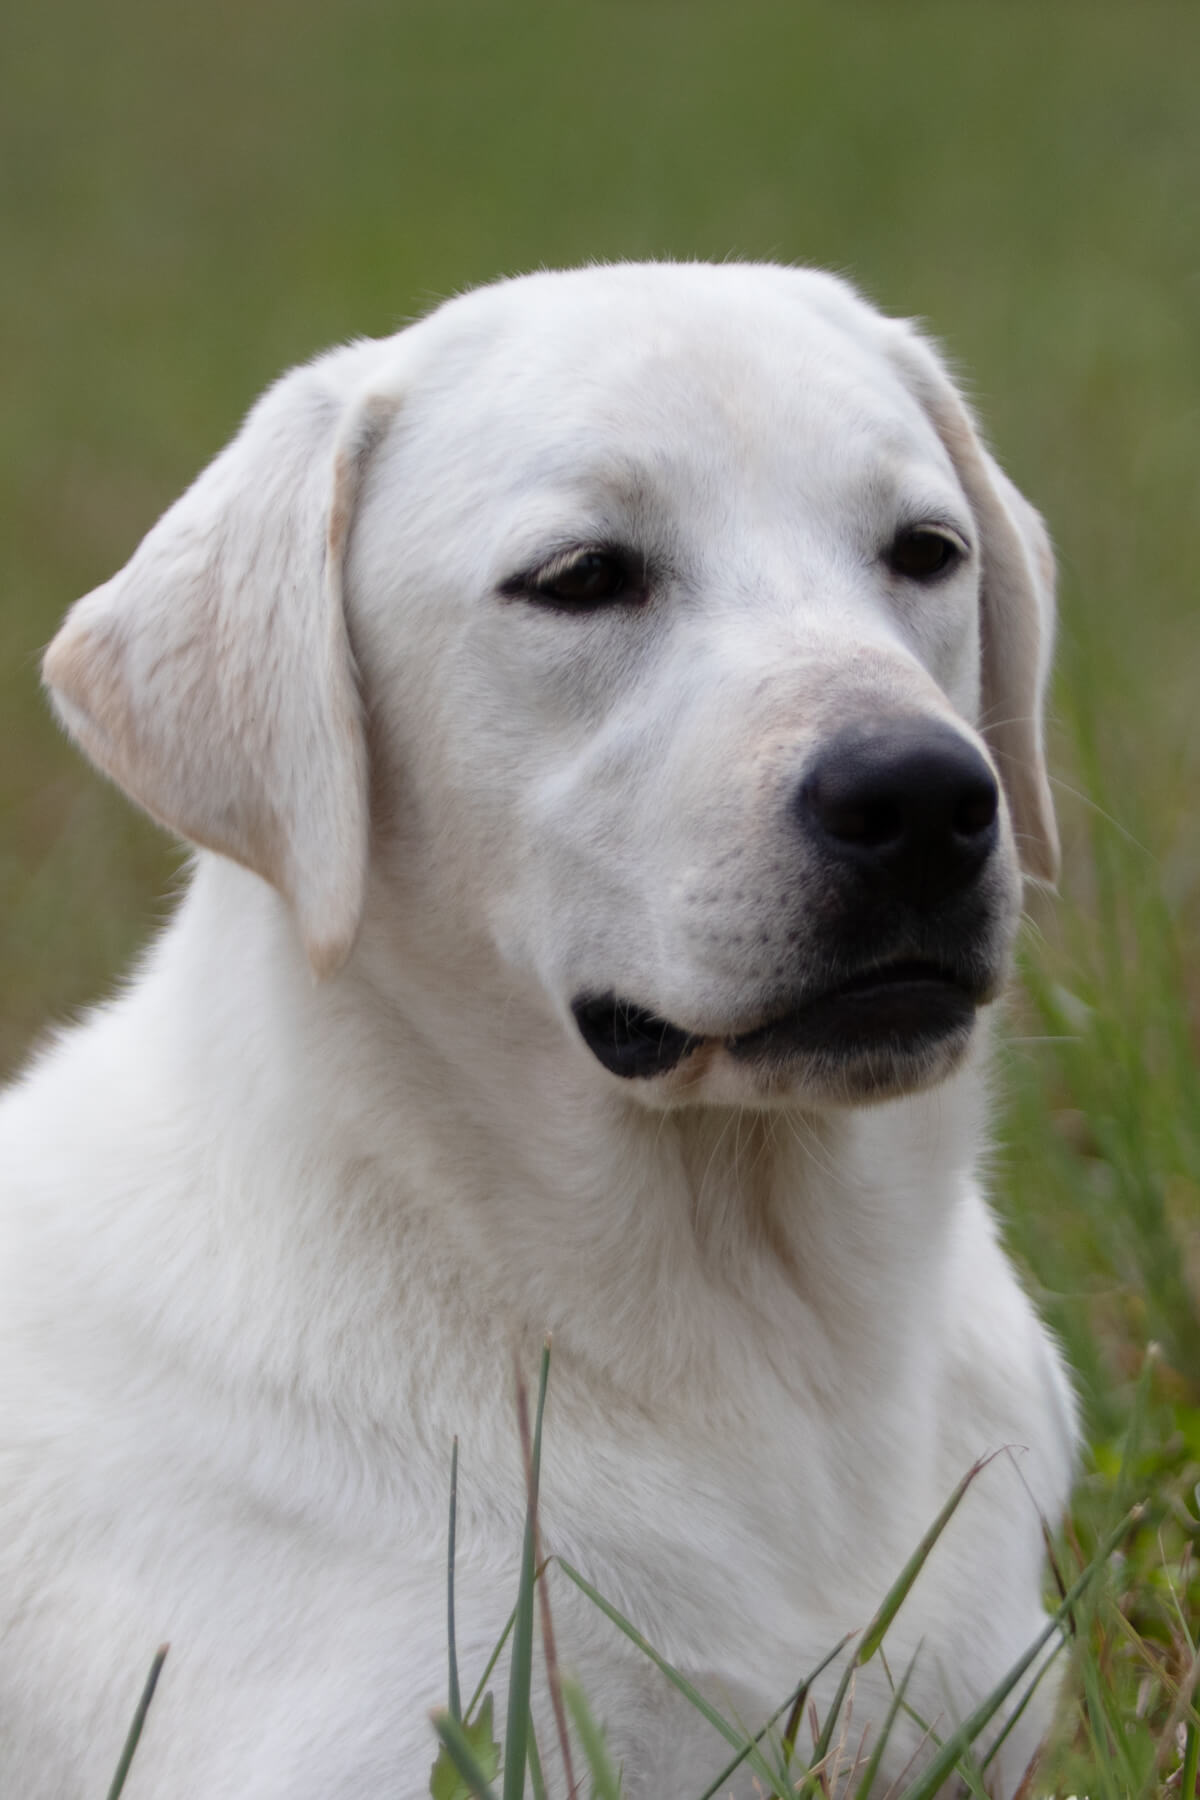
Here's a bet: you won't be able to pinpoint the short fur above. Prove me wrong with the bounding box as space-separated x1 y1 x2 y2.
1 264 1075 1798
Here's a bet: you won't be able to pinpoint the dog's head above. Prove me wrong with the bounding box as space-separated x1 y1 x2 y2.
44 264 1056 1107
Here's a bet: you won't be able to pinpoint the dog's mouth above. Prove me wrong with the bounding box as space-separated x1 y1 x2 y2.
571 960 988 1082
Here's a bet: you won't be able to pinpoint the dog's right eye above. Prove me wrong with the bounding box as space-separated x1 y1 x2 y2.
886 526 966 583
505 548 647 612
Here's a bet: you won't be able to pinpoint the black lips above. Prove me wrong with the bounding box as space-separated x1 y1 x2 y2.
571 958 986 1081
570 995 699 1079
725 964 978 1065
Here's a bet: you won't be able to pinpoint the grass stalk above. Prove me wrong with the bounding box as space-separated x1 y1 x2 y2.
850 1652 918 1800
517 1338 577 1800
526 1719 548 1800
448 1436 462 1723
787 1455 988 1783
694 1635 853 1800
503 1341 551 1800
562 1678 622 1800
104 1644 169 1800
556 1557 782 1794
895 1506 1141 1800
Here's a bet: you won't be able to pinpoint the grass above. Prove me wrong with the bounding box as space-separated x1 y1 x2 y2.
423 1350 1196 1798
2 0 1198 1793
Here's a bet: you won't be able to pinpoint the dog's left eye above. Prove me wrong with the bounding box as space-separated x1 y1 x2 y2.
886 527 965 582
508 548 647 612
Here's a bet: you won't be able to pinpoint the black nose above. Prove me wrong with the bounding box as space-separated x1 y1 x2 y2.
797 718 1000 908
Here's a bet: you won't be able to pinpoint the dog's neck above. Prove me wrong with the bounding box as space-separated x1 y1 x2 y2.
103 856 989 1427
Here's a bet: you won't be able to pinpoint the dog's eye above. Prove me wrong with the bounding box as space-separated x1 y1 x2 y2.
518 548 646 612
887 527 965 582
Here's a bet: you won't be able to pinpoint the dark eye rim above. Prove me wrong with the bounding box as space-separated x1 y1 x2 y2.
885 523 971 583
499 544 651 613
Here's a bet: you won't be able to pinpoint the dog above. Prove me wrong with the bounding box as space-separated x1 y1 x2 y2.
0 263 1076 1797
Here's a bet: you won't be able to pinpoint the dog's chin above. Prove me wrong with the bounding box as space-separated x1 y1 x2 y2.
571 963 991 1104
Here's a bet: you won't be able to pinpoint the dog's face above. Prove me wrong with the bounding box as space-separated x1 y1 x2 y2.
44 264 1058 1110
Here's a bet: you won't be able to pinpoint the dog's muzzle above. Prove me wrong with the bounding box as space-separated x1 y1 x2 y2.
571 718 1010 1082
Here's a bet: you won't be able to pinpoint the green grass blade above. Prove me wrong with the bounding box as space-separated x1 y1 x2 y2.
794 1459 987 1782
467 1607 518 1723
895 1506 1140 1800
789 1650 854 1780
1079 1650 1138 1798
502 1341 551 1800
448 1436 462 1723
556 1557 781 1794
695 1634 854 1800
851 1650 919 1800
977 1636 1060 1775
104 1644 168 1800
432 1709 502 1800
465 1567 551 1726
563 1676 623 1800
1114 1346 1157 1514
857 1457 987 1665
526 1719 548 1800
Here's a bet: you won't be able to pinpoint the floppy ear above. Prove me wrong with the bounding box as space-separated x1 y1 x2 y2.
886 328 1060 884
43 356 396 975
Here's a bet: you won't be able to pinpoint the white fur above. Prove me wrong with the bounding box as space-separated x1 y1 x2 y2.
1 264 1075 1797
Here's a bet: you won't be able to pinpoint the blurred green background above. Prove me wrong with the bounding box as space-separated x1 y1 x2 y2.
2 0 1198 1398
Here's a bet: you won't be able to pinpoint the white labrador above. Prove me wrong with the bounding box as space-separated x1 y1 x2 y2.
0 264 1076 1798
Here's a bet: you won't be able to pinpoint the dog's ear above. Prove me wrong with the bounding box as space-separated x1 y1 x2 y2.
43 358 396 975
886 327 1060 884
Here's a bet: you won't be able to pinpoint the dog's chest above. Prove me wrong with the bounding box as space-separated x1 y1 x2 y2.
0 1281 1054 1800
86 1443 912 1799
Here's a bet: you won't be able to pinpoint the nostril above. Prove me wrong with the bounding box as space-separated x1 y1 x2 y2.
813 789 905 850
953 780 998 840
